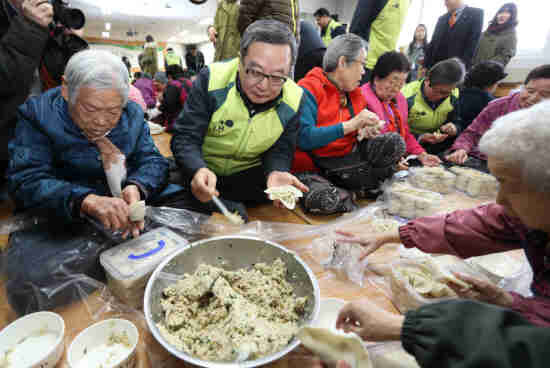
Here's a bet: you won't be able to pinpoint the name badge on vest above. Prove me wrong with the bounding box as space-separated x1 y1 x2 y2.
209 120 234 136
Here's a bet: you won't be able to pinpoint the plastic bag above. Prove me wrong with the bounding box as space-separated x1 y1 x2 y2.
407 166 457 194
369 257 491 314
311 232 369 286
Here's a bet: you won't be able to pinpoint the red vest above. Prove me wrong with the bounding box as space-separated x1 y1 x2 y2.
292 68 367 173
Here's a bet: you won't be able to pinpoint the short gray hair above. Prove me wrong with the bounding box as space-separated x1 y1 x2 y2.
64 49 130 107
240 19 297 71
323 34 365 73
428 58 466 86
479 100 550 192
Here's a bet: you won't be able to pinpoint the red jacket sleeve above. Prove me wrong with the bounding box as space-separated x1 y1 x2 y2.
404 127 425 155
509 293 550 327
399 204 525 258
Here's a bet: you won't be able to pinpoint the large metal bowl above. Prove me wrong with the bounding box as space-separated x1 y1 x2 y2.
144 235 320 368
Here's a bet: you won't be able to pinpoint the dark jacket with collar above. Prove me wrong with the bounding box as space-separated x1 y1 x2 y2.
7 87 169 222
424 5 484 69
0 0 50 169
457 86 495 129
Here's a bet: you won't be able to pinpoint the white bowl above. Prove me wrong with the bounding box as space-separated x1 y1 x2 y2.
67 319 139 368
313 298 346 330
0 311 65 368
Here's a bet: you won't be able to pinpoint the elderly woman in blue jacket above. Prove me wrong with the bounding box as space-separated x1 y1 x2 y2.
6 49 173 315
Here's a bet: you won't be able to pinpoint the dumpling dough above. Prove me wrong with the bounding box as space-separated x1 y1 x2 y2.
265 185 304 210
298 327 372 368
129 200 146 222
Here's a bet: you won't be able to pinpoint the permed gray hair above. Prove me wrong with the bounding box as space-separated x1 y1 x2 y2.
479 100 550 192
240 19 297 71
428 57 466 86
323 33 365 73
64 49 130 107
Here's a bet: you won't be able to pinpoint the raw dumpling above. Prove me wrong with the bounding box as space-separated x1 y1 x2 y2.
265 185 304 210
298 327 372 368
129 200 146 222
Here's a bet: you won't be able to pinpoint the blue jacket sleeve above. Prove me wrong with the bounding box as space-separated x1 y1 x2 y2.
297 88 344 151
124 110 169 200
7 111 95 222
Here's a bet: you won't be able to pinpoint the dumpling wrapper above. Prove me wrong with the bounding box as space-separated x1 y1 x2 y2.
298 327 372 368
265 185 304 210
129 200 146 222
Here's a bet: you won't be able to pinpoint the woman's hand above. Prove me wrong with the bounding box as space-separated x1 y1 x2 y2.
335 230 400 260
396 157 409 171
122 185 145 239
336 299 405 341
418 152 441 167
419 132 449 145
440 122 458 137
449 273 515 308
445 149 468 164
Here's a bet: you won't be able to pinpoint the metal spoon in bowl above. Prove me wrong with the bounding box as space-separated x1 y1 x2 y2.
211 195 244 225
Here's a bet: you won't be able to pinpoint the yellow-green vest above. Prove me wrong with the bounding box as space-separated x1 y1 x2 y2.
366 0 410 69
203 58 304 176
165 51 181 66
402 79 460 136
322 19 343 47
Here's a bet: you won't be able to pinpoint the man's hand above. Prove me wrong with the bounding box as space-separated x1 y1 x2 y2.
343 109 380 135
22 0 54 29
335 230 399 260
440 122 458 137
418 152 442 167
208 26 217 43
81 194 130 233
122 185 144 239
449 273 515 308
336 299 405 341
419 132 448 145
445 149 468 164
267 171 309 208
191 167 219 203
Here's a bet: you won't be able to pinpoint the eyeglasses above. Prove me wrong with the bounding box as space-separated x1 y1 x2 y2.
245 67 288 87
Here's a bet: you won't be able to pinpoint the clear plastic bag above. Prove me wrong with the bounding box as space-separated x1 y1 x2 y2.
310 232 369 287
369 257 491 314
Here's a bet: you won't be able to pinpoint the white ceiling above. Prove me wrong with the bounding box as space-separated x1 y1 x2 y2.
73 0 345 44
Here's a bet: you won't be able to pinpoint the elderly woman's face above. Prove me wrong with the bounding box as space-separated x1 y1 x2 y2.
337 48 366 92
519 78 550 109
66 86 123 140
374 71 408 102
489 157 550 231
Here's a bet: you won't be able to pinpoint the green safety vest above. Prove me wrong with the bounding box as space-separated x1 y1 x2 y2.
366 0 410 69
322 19 343 47
165 51 181 66
402 79 460 135
203 58 304 176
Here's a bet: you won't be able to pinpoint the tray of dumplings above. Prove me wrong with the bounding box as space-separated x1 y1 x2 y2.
384 182 443 219
448 166 499 198
408 166 457 194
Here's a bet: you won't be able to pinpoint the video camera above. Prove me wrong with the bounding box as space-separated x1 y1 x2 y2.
48 0 86 31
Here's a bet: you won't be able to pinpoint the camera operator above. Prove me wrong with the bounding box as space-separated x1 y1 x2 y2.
0 0 53 183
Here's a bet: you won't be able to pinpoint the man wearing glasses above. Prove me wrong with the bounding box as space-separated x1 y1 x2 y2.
171 20 308 220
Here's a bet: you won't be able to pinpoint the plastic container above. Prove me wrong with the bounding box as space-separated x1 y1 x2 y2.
466 252 529 292
100 227 189 308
